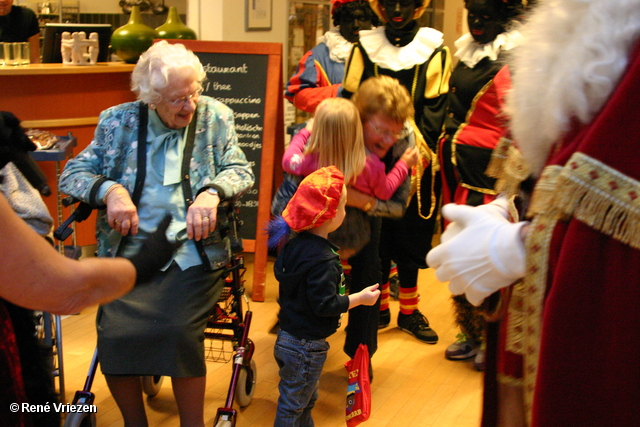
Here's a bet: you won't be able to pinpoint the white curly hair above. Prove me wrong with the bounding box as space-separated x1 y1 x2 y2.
506 0 640 176
131 40 207 105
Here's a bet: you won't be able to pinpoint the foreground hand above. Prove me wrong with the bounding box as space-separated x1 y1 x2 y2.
186 190 219 241
305 118 314 132
126 213 183 284
106 184 139 236
426 200 528 306
400 147 419 169
350 284 381 309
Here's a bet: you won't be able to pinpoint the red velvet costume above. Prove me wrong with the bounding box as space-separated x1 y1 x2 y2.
0 301 30 427
484 31 640 427
527 40 640 426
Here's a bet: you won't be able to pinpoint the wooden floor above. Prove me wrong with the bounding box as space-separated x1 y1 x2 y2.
58 254 483 427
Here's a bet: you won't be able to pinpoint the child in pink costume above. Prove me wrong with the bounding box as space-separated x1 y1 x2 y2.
283 99 418 201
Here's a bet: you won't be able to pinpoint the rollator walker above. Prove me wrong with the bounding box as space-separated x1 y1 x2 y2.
56 199 256 427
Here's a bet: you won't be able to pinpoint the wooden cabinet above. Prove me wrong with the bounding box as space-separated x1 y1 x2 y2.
0 62 136 246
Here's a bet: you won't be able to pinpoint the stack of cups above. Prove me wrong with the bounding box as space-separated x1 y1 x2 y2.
1 42 30 66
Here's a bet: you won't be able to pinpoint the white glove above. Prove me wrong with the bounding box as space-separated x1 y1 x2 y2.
426 198 528 306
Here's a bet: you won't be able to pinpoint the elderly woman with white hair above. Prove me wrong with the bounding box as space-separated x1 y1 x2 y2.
60 40 254 426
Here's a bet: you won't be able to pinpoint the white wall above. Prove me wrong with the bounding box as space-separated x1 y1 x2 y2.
187 0 287 45
443 0 466 54
78 0 187 14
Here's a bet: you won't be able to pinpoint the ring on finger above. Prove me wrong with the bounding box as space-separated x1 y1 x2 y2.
202 217 210 221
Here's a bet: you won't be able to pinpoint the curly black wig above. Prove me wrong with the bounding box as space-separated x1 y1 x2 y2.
333 0 380 28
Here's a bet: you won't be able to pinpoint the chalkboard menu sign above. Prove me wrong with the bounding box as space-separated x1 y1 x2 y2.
175 40 284 302
196 52 267 241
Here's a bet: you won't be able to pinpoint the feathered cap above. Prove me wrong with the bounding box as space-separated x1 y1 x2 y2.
332 0 364 17
368 0 429 23
283 166 345 232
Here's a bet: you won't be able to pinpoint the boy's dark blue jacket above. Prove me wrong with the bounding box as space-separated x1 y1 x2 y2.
275 231 350 340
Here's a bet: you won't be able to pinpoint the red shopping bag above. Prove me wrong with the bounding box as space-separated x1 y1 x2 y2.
345 344 371 426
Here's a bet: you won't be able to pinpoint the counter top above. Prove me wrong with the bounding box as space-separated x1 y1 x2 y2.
0 62 135 76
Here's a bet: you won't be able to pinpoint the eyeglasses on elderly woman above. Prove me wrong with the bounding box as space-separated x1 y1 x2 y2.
369 123 409 140
164 86 204 109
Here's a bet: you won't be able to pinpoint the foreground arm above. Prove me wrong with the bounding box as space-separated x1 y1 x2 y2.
0 194 135 314
281 128 318 176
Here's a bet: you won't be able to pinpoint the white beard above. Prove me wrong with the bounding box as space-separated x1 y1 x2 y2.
506 0 640 176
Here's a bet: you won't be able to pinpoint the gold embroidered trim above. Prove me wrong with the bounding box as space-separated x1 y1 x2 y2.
460 182 499 195
486 138 531 199
451 131 458 167
526 166 563 217
517 165 564 424
505 279 526 356
411 64 420 100
461 79 494 129
521 211 557 426
497 372 524 387
485 137 511 177
408 118 439 220
507 152 640 425
552 152 640 249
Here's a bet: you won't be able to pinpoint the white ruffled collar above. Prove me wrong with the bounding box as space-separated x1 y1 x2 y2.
454 26 522 68
319 27 354 63
358 26 444 71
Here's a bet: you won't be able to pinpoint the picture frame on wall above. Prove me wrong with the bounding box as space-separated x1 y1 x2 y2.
246 0 272 31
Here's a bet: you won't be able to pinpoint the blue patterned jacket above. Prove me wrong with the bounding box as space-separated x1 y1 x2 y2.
60 97 254 269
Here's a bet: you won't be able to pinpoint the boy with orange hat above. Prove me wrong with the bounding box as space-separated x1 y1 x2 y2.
268 166 380 427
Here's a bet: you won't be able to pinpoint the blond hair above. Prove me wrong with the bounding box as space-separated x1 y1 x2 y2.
304 98 366 184
352 75 414 124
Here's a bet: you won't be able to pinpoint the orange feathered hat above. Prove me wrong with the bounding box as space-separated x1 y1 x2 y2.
282 166 345 232
368 0 429 23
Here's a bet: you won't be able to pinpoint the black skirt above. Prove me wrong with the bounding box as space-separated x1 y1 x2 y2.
97 262 225 377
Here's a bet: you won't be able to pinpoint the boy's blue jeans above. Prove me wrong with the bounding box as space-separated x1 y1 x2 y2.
273 329 330 427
